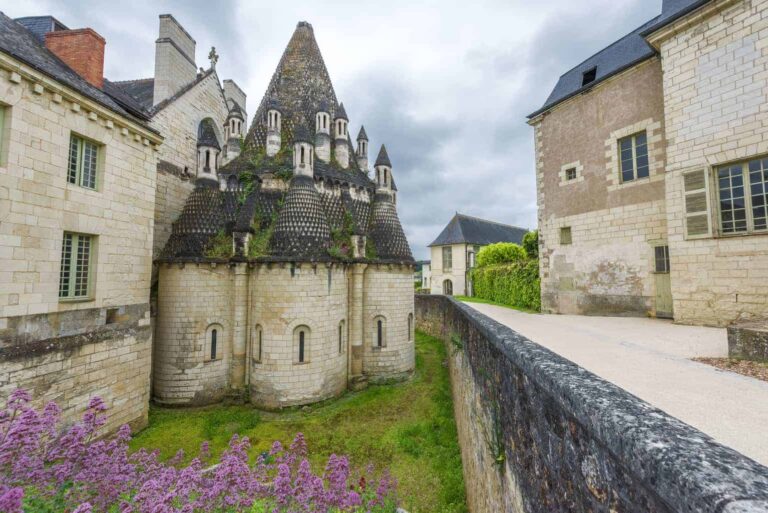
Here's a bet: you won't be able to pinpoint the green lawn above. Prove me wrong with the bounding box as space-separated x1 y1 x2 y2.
131 331 467 513
455 295 538 313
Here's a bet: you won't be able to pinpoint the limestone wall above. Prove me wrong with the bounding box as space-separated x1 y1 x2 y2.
531 58 668 317
416 295 768 513
248 263 348 408
154 264 233 405
429 244 468 295
362 265 415 380
655 0 768 326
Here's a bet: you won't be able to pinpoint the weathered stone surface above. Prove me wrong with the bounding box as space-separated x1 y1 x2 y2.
728 320 768 362
416 295 768 513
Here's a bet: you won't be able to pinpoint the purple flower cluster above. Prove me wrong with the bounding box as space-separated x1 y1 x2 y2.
0 390 398 513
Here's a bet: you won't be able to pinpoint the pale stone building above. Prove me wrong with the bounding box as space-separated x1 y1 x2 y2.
0 13 162 432
529 0 768 326
153 22 415 408
428 214 527 296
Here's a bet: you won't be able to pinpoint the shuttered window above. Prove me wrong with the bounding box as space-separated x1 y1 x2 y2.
58 232 95 299
715 158 768 235
442 246 452 271
67 134 99 189
683 169 711 239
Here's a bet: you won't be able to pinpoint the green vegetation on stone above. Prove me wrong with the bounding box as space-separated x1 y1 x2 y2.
131 332 467 513
204 229 233 259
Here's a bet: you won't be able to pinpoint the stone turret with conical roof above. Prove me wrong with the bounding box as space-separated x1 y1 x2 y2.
333 102 350 169
356 125 368 172
369 145 412 260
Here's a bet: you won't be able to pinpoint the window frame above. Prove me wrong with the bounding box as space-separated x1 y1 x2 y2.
565 168 577 181
67 133 100 190
442 246 452 271
714 157 768 237
0 104 7 165
654 245 670 274
58 232 96 301
617 131 650 184
560 226 572 245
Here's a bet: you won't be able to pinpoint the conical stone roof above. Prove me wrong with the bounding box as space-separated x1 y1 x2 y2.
269 174 331 258
369 191 412 260
375 144 391 167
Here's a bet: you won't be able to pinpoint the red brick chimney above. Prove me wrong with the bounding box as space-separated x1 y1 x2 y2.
45 28 105 89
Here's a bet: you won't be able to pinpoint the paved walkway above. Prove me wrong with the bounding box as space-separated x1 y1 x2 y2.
463 302 768 467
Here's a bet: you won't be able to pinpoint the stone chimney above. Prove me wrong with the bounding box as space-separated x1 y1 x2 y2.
45 28 105 89
153 14 197 105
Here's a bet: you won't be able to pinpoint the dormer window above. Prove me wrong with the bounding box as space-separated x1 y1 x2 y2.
582 67 597 86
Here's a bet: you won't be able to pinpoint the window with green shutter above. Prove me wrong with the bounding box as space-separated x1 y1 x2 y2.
683 169 712 239
59 232 95 300
67 134 99 189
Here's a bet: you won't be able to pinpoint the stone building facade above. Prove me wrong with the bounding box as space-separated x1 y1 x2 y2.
529 0 768 326
153 22 415 408
428 214 527 297
0 14 162 431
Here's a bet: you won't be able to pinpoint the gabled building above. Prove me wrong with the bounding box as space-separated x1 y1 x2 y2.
428 213 527 296
529 0 768 326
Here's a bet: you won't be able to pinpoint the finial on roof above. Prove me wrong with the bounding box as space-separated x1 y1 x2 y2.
357 125 368 141
375 144 391 167
296 21 313 30
208 47 219 69
335 102 348 120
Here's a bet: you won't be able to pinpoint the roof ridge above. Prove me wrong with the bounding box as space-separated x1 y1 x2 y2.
456 213 527 231
110 77 154 84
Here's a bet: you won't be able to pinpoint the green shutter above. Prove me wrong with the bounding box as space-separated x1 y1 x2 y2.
683 169 711 238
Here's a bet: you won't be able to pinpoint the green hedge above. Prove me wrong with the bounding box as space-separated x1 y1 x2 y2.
472 260 541 312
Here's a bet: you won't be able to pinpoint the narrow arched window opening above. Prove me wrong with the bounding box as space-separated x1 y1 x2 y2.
205 150 210 168
377 320 383 347
300 146 305 164
258 329 262 361
211 329 218 360
299 331 305 363
408 313 413 341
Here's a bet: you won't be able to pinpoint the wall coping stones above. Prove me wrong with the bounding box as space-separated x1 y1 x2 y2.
417 295 768 512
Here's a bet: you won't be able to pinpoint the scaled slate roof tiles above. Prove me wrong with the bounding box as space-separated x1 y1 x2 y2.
429 214 527 247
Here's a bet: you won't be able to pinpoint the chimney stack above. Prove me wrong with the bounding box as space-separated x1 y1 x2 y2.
45 28 105 89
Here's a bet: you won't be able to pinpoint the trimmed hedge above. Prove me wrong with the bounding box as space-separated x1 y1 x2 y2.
472 260 541 312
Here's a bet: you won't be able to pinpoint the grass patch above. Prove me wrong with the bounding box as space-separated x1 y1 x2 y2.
455 295 538 313
131 332 467 513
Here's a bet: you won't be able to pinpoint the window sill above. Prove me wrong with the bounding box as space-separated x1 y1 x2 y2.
714 230 768 239
293 361 310 366
59 297 95 304
204 358 221 364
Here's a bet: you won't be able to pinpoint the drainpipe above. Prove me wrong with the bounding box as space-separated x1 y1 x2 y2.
349 263 367 379
231 263 248 390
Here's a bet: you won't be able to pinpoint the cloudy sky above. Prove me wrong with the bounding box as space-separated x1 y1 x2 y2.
3 0 663 259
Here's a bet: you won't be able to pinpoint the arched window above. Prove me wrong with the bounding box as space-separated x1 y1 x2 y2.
443 279 453 296
309 148 313 166
211 329 217 359
377 320 383 347
408 313 413 341
300 146 305 164
373 316 386 348
293 325 310 364
338 320 345 354
205 324 223 361
253 324 263 363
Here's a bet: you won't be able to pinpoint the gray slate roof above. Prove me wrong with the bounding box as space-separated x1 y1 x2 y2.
528 0 710 118
14 15 68 42
429 214 527 247
0 12 151 123
107 78 154 111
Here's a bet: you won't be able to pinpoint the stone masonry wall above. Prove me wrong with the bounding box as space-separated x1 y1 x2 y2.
154 264 233 405
657 0 768 326
248 263 348 408
531 58 668 317
0 54 159 431
362 264 415 381
429 244 468 296
416 295 768 513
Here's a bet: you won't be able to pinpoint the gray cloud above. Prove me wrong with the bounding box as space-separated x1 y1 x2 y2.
1 0 663 259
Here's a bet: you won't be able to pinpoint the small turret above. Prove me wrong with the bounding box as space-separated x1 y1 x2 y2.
223 102 245 163
293 121 314 177
197 118 221 187
266 96 282 157
333 102 349 169
315 100 331 163
356 125 369 172
374 144 392 192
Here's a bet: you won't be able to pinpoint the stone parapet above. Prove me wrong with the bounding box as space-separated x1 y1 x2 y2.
416 294 768 513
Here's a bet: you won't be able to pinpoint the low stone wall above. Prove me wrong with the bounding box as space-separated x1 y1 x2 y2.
0 304 152 433
416 295 768 513
728 320 768 362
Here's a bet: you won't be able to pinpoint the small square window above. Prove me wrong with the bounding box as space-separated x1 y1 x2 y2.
565 168 577 181
582 67 597 86
68 134 100 189
560 227 572 245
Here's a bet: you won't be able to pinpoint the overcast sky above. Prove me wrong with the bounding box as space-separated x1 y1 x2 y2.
2 0 662 259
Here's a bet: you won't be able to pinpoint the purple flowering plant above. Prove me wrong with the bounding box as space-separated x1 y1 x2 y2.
0 390 398 513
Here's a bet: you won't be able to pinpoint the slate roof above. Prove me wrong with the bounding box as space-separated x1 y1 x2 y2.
160 21 413 263
375 145 391 167
357 125 368 140
0 12 151 123
429 214 527 247
528 0 711 118
107 78 154 111
14 15 68 42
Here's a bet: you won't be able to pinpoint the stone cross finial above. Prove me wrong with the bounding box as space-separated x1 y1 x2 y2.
208 47 219 69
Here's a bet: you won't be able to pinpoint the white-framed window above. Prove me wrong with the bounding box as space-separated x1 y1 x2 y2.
58 232 95 300
294 325 310 364
618 132 649 183
67 134 99 189
442 246 452 271
716 158 768 235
